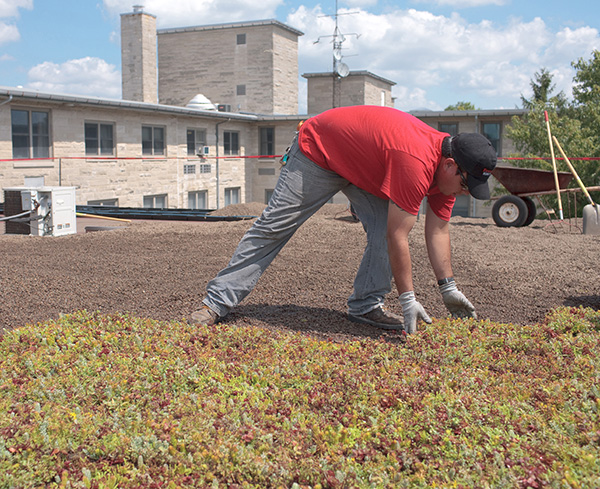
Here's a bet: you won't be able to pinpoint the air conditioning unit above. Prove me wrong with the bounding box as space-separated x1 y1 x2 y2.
3 186 77 236
217 104 232 112
196 145 210 156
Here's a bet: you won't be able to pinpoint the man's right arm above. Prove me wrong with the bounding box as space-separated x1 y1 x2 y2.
386 200 417 294
387 201 432 333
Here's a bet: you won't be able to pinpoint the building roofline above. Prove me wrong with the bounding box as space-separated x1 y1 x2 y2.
157 19 304 37
302 70 396 86
0 86 257 121
409 108 528 117
1 86 528 121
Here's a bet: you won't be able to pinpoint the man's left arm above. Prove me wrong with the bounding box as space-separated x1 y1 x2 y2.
425 204 477 319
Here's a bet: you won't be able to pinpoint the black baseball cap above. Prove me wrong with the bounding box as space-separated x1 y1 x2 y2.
451 133 497 200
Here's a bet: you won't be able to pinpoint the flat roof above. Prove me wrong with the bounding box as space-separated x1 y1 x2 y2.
0 86 528 122
0 86 256 121
158 19 303 37
303 70 396 86
409 109 528 117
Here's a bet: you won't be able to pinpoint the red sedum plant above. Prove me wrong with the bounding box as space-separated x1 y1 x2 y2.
1 307 599 488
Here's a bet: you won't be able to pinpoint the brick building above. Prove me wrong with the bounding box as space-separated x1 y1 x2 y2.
0 7 526 217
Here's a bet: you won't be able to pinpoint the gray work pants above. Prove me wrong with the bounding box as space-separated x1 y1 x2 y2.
203 142 392 317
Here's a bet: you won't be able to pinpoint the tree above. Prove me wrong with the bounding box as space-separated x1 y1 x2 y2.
506 68 580 168
572 50 600 106
520 68 567 110
571 50 600 152
444 101 477 111
504 63 600 212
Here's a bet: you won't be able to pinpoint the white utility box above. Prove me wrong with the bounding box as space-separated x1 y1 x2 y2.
3 187 77 236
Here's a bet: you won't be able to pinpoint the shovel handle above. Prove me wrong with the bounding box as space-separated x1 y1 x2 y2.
552 135 595 206
545 111 563 219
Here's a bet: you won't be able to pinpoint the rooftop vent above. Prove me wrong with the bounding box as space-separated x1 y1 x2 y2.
186 94 217 111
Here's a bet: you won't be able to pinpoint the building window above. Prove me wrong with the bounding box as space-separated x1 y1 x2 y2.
237 85 246 96
439 123 458 137
223 131 239 155
184 163 210 174
187 128 207 156
11 109 50 159
259 127 275 156
265 189 274 204
482 123 501 155
142 125 165 155
224 187 240 206
88 199 118 206
451 195 470 218
237 33 246 45
188 190 208 209
85 122 115 156
143 194 167 208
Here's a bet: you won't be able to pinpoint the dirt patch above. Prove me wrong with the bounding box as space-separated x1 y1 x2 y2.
1 204 599 342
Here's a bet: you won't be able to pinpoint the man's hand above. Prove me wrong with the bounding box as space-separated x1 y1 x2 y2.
399 291 432 334
439 281 477 319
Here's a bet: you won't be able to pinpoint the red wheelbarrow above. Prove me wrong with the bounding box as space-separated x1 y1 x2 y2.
491 166 573 227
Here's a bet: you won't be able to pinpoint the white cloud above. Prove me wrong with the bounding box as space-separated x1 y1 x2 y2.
0 0 31 46
413 0 507 7
0 0 32 18
287 6 600 110
342 0 378 8
27 57 121 99
103 0 283 28
0 21 19 44
393 86 441 111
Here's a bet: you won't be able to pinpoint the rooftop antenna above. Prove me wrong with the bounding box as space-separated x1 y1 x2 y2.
313 0 360 108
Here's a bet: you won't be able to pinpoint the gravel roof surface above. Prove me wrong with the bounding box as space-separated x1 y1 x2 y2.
2 203 599 343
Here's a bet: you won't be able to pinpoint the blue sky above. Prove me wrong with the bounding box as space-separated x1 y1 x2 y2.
1 0 599 112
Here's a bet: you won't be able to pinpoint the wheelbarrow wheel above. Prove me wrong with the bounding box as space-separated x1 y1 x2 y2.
521 196 537 227
492 195 528 227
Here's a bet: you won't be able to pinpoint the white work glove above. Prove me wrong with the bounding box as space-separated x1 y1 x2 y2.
439 280 477 319
399 291 432 334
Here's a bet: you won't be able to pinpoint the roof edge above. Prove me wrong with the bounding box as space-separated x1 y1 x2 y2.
302 70 396 86
0 86 257 121
158 19 304 37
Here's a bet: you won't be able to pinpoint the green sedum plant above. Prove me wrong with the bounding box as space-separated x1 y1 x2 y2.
1 308 599 488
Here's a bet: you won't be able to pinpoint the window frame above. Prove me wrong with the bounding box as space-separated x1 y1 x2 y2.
259 127 275 156
188 190 208 210
143 194 168 208
187 128 207 156
265 189 274 204
11 108 51 159
85 121 115 156
439 123 458 137
481 122 502 156
87 198 119 207
142 125 166 156
223 131 240 156
224 187 240 206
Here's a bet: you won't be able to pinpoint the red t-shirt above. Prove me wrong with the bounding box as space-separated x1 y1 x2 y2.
298 106 455 221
